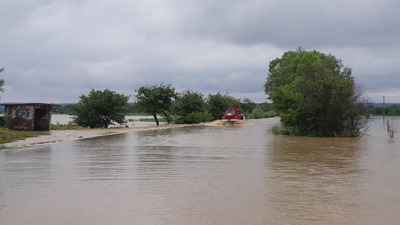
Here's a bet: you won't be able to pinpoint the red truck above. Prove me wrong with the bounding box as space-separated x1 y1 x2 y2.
221 107 244 122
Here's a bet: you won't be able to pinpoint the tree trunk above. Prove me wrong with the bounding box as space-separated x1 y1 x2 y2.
153 114 159 126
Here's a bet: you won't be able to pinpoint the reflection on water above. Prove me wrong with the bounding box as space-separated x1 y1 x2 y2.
265 136 364 224
1 117 400 225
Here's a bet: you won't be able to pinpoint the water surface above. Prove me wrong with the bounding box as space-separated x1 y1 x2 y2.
1 117 400 224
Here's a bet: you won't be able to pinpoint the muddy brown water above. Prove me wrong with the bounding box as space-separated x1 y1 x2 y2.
1 117 400 225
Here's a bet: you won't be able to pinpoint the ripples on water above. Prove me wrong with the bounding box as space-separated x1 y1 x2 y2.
1 117 400 225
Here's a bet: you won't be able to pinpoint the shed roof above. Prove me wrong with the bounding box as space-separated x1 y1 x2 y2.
0 102 60 107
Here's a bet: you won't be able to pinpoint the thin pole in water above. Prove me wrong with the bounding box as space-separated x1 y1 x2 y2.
383 95 385 124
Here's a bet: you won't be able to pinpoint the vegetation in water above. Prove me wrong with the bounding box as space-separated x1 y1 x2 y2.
49 85 277 131
386 120 398 138
367 104 400 116
135 84 176 126
265 48 367 137
206 92 242 120
173 90 213 124
72 89 130 128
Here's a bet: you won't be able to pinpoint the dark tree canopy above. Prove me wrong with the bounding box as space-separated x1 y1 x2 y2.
135 84 176 126
173 90 212 124
240 98 257 114
265 49 367 137
73 89 129 128
206 92 241 120
174 90 205 115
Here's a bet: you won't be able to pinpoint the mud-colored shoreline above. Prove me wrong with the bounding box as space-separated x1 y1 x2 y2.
2 120 253 149
2 122 201 149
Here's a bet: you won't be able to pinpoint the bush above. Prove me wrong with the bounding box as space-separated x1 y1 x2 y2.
250 108 264 119
73 89 129 128
135 84 176 126
51 122 83 130
174 111 213 124
248 108 278 119
0 116 5 127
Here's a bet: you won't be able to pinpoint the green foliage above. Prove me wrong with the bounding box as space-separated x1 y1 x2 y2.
248 108 278 119
51 123 83 130
240 98 257 113
136 117 167 123
270 125 291 135
0 67 5 97
172 90 212 124
173 90 205 115
265 48 367 137
250 108 264 119
367 104 400 116
257 102 273 112
175 111 213 124
135 84 176 126
248 108 275 119
52 104 75 114
73 89 129 128
206 92 241 120
126 103 142 115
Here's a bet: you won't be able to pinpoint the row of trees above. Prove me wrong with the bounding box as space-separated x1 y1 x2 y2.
67 47 370 137
71 85 274 128
366 104 400 116
4 48 370 137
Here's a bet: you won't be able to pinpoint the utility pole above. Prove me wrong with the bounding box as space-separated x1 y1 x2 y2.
383 95 385 123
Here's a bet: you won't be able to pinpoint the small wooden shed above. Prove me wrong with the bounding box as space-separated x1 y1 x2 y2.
1 103 59 131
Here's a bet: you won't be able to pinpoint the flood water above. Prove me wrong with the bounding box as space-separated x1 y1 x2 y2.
1 117 400 225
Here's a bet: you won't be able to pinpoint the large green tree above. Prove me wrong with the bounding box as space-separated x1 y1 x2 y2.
265 48 367 137
135 84 176 126
240 98 257 114
73 89 130 128
173 90 212 124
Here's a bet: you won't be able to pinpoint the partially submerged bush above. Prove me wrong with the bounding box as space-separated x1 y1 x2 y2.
248 108 278 119
174 111 213 124
265 48 367 137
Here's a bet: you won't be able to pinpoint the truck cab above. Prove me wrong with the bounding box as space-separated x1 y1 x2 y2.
222 107 244 122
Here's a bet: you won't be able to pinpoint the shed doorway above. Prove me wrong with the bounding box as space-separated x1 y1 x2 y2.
34 108 48 131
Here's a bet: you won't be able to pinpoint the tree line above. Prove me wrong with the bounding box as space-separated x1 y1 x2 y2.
2 48 377 137
61 85 276 128
366 104 400 116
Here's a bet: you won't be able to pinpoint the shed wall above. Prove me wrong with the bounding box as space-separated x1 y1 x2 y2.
4 104 53 131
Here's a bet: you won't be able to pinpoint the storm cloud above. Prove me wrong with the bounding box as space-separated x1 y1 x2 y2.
1 0 399 103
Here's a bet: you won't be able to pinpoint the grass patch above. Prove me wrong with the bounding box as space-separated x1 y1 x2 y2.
126 112 148 116
246 109 278 119
0 128 40 145
369 115 400 118
136 118 167 123
270 125 292 135
51 123 84 130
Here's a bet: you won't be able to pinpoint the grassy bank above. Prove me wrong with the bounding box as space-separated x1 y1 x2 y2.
51 123 83 130
0 128 40 146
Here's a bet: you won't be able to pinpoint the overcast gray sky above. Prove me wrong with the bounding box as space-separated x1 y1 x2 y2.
1 0 400 103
